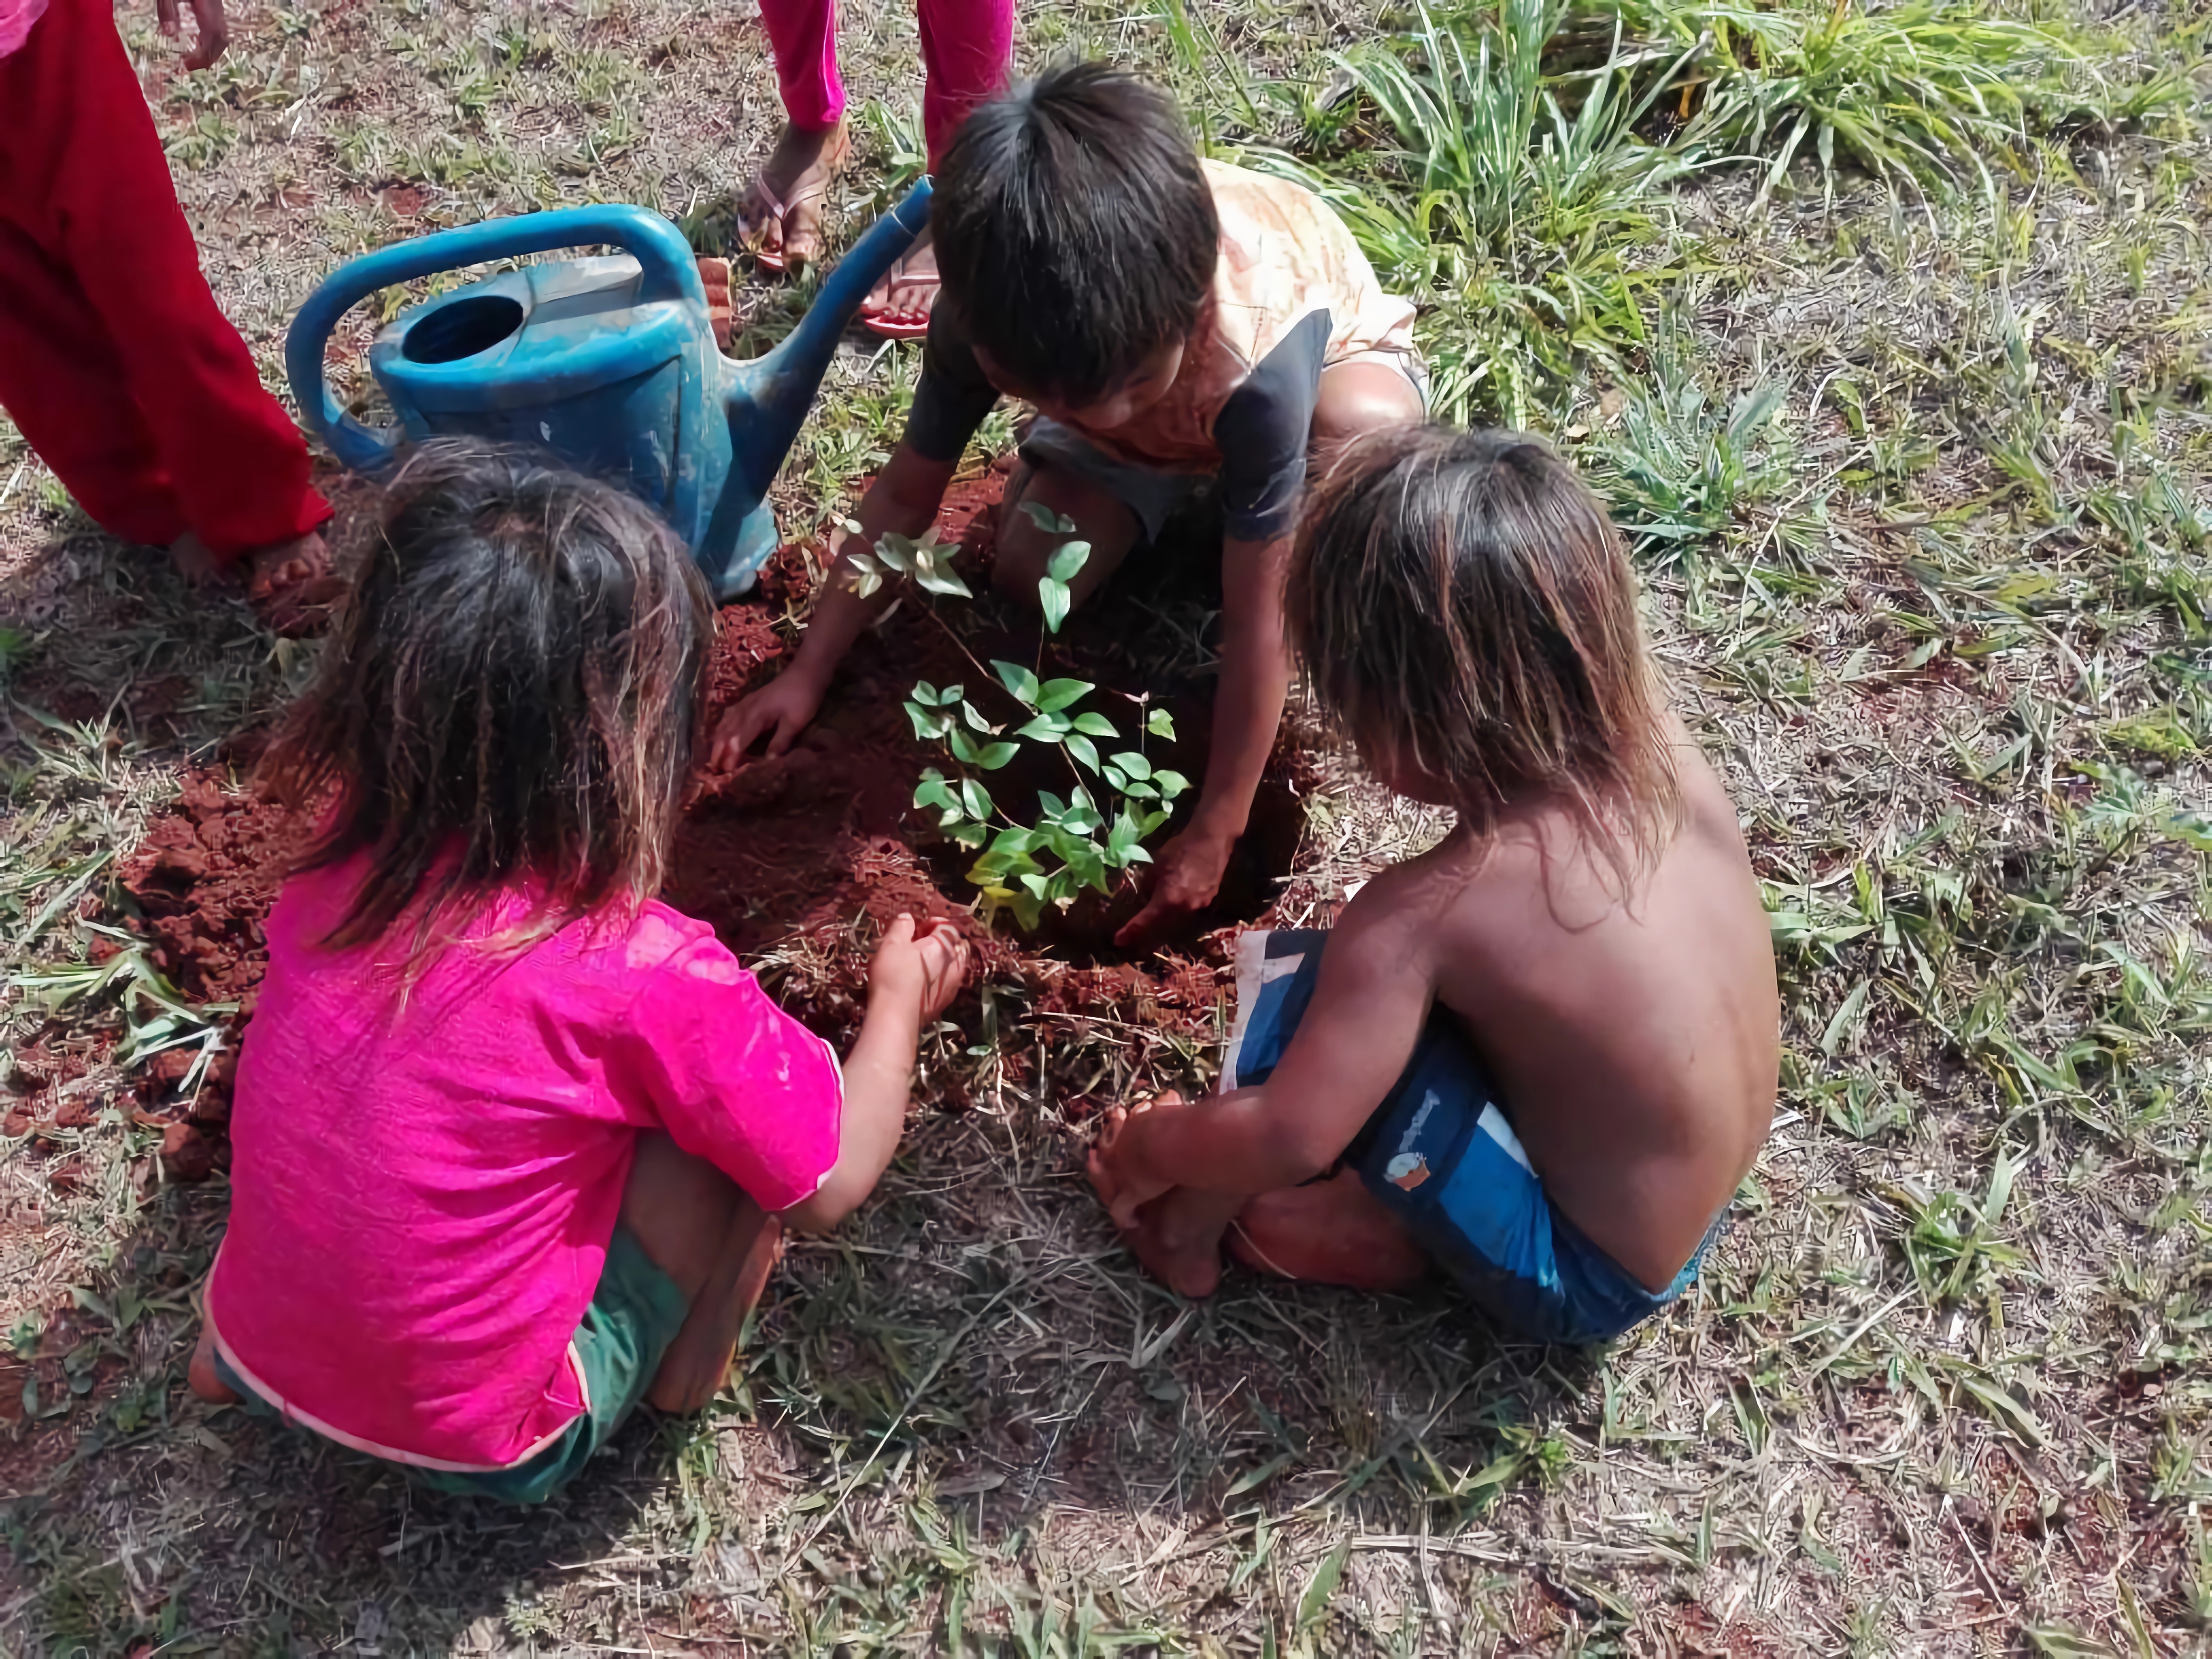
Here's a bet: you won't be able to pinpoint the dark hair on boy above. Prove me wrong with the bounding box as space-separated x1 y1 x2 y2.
261 441 713 965
933 61 1219 406
1287 426 1682 891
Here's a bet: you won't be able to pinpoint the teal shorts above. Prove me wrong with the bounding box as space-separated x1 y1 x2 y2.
214 1225 690 1504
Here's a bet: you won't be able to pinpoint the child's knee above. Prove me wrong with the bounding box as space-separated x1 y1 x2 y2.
619 1134 743 1299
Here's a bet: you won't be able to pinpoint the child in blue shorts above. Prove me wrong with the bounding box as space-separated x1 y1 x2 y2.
1086 427 1779 1344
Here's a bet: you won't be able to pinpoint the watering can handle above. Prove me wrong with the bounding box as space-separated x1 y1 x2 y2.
285 205 707 473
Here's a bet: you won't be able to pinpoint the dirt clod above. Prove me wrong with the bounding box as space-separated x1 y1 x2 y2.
160 1121 217 1183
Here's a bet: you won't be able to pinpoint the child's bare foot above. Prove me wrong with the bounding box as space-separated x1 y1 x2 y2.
248 531 343 636
738 120 851 273
170 528 341 635
188 1321 240 1404
860 233 940 339
1085 1094 1242 1298
1227 1170 1430 1292
1130 1186 1243 1297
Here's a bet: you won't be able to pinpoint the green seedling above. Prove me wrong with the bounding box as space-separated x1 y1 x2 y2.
852 502 1188 931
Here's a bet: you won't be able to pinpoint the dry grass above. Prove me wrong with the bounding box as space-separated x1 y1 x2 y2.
2 0 2210 1653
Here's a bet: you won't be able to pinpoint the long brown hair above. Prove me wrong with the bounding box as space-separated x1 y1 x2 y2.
260 441 713 968
1286 425 1680 892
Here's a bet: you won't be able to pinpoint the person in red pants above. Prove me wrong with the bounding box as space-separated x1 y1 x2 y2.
0 0 334 625
735 0 1012 340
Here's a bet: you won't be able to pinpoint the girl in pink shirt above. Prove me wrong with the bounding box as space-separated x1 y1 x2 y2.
188 442 967 1502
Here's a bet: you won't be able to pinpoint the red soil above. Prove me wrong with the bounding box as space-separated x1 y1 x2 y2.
113 470 1298 1145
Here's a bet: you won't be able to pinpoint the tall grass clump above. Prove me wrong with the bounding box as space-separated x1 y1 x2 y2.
1244 0 1698 426
1610 0 2087 196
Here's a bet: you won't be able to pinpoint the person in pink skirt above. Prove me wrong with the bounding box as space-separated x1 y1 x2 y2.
738 0 1011 339
0 0 336 626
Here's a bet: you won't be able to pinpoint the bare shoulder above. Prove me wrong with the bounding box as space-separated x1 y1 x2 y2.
1665 712 1754 845
1343 825 1542 991
1328 835 1489 976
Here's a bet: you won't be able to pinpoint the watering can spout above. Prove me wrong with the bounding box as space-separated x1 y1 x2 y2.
724 178 934 505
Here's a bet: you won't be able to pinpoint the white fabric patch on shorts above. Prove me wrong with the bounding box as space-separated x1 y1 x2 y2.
1478 1103 1535 1176
1221 932 1289 1091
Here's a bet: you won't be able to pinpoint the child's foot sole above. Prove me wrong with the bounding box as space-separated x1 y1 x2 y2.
1228 1172 1430 1292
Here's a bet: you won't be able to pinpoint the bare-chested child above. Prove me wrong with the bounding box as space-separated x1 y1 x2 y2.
1086 426 1778 1344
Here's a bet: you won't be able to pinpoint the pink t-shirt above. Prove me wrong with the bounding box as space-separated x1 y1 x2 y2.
0 0 48 57
205 859 842 1471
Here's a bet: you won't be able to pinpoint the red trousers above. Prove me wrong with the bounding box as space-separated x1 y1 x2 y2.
0 0 329 560
760 0 1012 170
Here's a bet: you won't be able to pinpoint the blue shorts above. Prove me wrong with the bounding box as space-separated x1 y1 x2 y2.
1224 929 1716 1345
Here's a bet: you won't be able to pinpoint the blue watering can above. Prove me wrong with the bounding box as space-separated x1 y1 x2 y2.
286 181 932 598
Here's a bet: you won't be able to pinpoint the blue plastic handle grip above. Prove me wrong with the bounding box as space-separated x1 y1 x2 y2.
286 204 708 473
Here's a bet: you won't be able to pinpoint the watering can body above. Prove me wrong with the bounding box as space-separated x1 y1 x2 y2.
287 185 932 598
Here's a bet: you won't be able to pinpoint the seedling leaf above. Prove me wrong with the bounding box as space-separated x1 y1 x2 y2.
1036 678 1094 714
1039 577 1072 634
1047 540 1091 583
1018 500 1077 537
993 660 1042 707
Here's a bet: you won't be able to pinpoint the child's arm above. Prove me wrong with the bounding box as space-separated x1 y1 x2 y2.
1117 530 1293 946
1096 893 1434 1225
711 443 959 766
782 914 969 1232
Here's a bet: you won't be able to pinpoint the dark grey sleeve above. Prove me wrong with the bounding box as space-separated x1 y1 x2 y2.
901 307 1003 464
1210 307 1330 542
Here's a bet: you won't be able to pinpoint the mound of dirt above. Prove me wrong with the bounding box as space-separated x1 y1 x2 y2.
121 772 306 1011
114 470 1302 1130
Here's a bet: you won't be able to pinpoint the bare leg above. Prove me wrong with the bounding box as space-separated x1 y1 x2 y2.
620 1132 785 1414
990 459 1139 611
1227 1169 1430 1292
1309 358 1426 477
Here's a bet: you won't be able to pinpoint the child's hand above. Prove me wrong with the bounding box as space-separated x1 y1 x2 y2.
1087 1092 1183 1229
711 671 827 770
868 913 970 1024
1116 827 1236 949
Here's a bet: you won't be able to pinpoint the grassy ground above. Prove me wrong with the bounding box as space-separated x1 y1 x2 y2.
3 0 2210 1651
